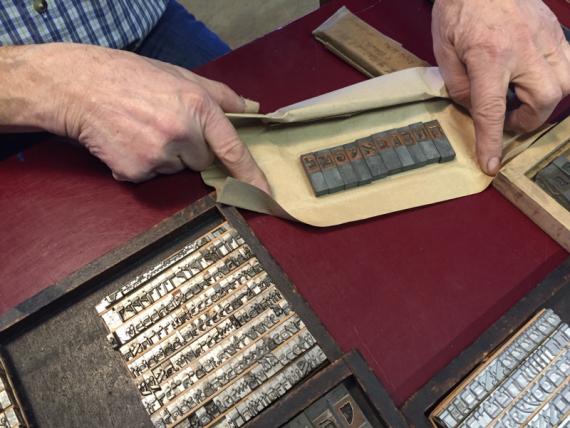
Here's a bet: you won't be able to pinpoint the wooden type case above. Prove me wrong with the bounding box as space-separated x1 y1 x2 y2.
257 350 407 427
494 120 570 252
0 194 403 427
401 257 570 427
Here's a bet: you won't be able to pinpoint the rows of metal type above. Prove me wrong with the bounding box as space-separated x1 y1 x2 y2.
284 383 373 428
0 359 26 428
535 143 570 211
432 309 570 428
96 222 328 428
300 120 456 197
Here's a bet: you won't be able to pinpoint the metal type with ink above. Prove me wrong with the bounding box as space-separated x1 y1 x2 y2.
284 384 374 428
300 120 456 197
534 144 570 212
431 308 570 428
0 357 28 428
96 221 328 428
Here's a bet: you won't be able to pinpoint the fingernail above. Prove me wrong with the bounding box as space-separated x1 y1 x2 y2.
487 157 501 175
242 97 260 114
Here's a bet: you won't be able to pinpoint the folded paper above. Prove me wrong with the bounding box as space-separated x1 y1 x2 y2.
202 67 540 227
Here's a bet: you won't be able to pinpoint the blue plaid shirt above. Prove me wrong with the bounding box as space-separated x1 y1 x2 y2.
0 1 169 49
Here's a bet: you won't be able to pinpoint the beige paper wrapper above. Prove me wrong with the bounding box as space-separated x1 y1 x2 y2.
202 67 538 227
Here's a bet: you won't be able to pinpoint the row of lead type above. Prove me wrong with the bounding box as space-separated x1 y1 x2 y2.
534 149 570 211
300 120 456 197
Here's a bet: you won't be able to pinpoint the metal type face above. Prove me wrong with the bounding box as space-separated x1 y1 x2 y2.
536 166 570 210
97 221 327 428
355 137 389 179
315 149 345 194
432 309 570 428
408 122 440 164
299 121 456 198
329 385 372 428
535 164 563 195
387 130 415 171
342 143 373 185
424 120 456 162
371 131 404 174
552 152 570 177
306 395 340 427
313 410 340 428
283 412 313 428
0 358 27 428
535 146 570 212
331 147 359 190
396 126 428 167
300 153 329 197
291 383 372 428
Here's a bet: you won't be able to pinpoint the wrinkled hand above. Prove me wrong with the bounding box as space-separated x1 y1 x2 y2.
432 0 570 175
44 44 270 192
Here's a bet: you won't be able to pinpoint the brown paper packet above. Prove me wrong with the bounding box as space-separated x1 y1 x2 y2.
313 6 428 77
202 68 541 227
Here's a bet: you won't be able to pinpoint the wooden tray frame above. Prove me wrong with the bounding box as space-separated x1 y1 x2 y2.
4 191 566 427
401 257 570 427
0 194 341 355
0 193 404 427
493 119 570 252
250 350 408 427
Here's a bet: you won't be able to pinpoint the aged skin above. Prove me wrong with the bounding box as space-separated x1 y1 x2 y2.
1 4 566 184
0 43 270 193
433 0 570 175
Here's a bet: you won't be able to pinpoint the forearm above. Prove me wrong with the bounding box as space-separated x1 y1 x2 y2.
0 43 270 191
0 44 73 134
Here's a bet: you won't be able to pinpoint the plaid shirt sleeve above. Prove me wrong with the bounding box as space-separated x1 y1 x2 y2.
0 0 169 49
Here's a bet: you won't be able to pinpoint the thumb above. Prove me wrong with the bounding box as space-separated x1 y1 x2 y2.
202 100 271 195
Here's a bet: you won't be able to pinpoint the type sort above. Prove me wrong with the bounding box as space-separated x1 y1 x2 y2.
300 120 456 197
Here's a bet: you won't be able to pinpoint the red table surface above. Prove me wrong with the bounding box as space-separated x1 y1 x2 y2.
0 0 568 406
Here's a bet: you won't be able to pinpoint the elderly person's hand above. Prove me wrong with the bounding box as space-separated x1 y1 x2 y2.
0 43 270 193
432 0 570 175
